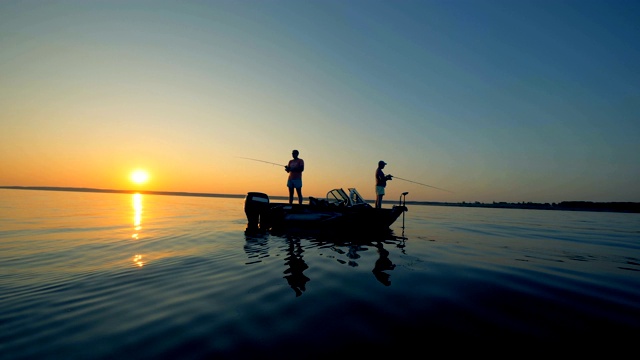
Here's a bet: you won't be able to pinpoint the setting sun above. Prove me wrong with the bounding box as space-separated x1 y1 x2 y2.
130 169 150 185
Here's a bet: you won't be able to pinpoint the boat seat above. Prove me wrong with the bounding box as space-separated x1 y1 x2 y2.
309 197 329 207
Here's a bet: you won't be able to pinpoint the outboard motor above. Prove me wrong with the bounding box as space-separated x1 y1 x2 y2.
244 192 270 232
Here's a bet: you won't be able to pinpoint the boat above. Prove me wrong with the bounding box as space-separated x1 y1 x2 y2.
244 187 408 234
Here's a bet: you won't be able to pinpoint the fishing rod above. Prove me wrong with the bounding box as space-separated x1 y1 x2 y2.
239 156 453 193
390 175 454 193
237 157 286 167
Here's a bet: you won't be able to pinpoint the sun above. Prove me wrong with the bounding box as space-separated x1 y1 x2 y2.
130 169 150 185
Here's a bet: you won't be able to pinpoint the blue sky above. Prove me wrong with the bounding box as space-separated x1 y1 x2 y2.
1 0 638 203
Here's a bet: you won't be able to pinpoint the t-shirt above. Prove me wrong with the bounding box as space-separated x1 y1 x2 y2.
376 168 387 187
288 158 304 180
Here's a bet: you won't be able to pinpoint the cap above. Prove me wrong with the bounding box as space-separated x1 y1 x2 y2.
378 160 387 166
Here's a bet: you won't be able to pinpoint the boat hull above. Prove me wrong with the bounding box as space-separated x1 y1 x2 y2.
244 192 407 234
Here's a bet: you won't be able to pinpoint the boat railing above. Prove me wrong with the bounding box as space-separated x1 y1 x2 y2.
326 188 371 207
326 188 346 205
347 188 369 206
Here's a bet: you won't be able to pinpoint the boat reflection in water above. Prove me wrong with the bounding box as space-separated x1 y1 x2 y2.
244 227 407 296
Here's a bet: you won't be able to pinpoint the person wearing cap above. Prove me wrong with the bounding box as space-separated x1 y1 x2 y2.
375 160 393 208
285 149 304 204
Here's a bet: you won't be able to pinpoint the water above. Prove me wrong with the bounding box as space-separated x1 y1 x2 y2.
1 189 639 358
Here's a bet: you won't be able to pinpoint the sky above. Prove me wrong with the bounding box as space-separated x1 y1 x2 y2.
1 0 639 204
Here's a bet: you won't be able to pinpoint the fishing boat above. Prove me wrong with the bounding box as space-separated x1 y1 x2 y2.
244 187 408 234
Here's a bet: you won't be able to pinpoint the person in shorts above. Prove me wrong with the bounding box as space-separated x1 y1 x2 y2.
375 160 393 208
285 150 304 204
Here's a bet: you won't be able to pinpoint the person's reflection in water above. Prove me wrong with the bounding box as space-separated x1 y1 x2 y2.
372 241 396 286
283 237 310 297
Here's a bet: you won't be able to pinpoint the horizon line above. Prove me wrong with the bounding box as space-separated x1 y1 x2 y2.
1 185 638 205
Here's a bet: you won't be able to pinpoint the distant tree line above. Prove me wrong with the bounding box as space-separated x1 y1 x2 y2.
553 201 640 213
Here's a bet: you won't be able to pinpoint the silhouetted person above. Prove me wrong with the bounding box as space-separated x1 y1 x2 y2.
375 160 393 208
285 150 304 204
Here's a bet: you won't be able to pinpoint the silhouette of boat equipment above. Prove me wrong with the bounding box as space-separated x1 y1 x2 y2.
244 187 408 233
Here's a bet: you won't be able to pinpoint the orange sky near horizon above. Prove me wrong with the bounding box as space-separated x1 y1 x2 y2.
1 147 457 203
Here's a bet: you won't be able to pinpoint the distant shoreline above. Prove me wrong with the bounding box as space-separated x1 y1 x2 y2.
1 186 638 213
0 185 249 200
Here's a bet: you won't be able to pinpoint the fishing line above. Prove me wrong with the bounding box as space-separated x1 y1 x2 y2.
391 176 454 193
239 156 453 193
237 157 287 167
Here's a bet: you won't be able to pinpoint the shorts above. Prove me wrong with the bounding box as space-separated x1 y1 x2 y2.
287 179 303 189
375 186 385 195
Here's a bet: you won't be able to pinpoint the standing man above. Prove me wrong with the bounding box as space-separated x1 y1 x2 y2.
285 149 304 204
375 160 393 208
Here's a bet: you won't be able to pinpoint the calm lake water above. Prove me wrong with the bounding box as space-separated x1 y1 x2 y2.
1 189 639 358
